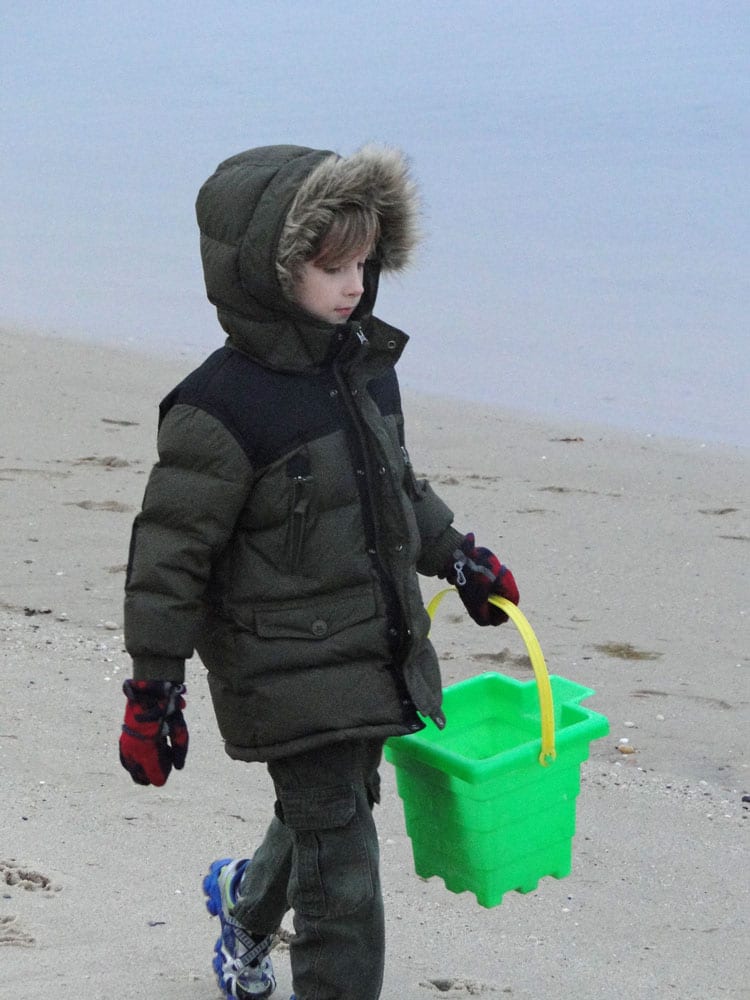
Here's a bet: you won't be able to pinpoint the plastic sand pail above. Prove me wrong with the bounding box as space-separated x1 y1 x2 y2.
384 589 609 908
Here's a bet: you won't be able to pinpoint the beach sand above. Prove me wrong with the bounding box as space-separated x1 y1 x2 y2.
1 328 748 999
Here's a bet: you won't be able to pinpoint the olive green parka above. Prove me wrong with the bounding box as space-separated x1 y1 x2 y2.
124 145 463 761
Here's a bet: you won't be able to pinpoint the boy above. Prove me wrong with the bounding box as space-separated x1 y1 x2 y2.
119 144 519 1000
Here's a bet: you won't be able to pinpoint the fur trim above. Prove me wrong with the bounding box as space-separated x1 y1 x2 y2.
276 144 420 293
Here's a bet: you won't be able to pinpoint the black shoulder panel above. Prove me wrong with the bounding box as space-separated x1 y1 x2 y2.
367 368 401 418
159 346 404 470
159 347 344 468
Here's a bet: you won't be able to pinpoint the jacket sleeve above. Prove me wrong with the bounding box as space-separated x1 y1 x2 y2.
397 419 463 577
409 476 464 577
124 404 254 682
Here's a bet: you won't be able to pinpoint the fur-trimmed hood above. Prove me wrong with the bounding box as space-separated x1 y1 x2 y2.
195 144 420 355
276 144 420 293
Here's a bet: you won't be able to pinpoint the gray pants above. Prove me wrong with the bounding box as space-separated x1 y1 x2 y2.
233 740 386 1000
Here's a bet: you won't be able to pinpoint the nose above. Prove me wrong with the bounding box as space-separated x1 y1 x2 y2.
345 265 364 297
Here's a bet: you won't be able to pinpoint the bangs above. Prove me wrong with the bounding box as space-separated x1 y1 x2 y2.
312 206 380 268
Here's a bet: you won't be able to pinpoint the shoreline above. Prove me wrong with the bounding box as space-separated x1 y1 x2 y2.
6 321 748 454
2 326 748 999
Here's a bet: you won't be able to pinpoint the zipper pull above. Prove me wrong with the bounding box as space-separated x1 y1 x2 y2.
353 323 368 346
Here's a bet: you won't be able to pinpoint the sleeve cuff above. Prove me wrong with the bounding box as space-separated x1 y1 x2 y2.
417 524 465 578
131 655 186 684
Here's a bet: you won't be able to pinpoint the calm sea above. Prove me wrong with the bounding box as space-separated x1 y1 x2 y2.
3 2 748 446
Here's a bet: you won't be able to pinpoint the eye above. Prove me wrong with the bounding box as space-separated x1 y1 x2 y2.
318 257 367 276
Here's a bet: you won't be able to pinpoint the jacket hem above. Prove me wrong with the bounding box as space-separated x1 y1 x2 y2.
222 720 423 762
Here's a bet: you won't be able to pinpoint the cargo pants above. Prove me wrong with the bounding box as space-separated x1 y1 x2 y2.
233 739 386 1000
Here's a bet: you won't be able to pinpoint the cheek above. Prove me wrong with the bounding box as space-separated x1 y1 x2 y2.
297 276 325 309
309 273 330 296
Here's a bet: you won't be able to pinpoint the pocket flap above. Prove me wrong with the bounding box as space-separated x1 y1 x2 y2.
280 785 356 830
254 587 377 641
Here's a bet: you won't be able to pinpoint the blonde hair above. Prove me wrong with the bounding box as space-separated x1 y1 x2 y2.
311 205 380 269
277 202 380 297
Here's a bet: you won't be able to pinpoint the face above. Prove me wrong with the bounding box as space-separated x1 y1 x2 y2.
293 248 369 325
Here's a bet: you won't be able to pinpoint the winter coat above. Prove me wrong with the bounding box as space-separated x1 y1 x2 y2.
124 145 463 761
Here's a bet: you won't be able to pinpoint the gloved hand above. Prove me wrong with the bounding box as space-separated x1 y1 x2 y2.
119 679 188 786
444 532 519 626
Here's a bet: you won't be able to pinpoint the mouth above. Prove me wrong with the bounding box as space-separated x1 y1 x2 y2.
334 307 354 317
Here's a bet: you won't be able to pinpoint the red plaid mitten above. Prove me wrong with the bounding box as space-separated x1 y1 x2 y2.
119 679 188 786
444 532 519 626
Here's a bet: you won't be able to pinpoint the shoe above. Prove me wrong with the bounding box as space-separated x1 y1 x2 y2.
203 857 277 999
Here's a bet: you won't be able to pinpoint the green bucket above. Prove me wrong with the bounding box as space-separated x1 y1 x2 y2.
385 590 609 908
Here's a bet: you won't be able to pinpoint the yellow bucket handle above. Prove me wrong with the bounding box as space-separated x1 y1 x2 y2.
425 588 557 766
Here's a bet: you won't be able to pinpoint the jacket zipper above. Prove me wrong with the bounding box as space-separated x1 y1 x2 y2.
287 475 311 572
332 347 405 646
285 453 313 573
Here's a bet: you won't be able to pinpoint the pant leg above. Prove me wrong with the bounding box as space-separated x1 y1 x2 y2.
251 739 386 1000
233 813 294 935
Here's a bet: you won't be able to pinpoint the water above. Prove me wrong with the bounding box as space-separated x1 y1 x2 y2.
2 2 748 446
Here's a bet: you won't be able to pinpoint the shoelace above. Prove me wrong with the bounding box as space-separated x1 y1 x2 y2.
225 922 271 972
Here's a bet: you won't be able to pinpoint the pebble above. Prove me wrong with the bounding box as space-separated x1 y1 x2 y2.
102 621 119 630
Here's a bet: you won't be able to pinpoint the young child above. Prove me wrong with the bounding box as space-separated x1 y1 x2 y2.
119 144 519 1000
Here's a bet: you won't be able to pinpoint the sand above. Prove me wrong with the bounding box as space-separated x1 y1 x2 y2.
1 328 748 999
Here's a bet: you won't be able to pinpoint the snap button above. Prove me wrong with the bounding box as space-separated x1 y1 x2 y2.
378 466 386 475
394 543 404 552
386 340 397 349
311 619 328 637
329 389 338 398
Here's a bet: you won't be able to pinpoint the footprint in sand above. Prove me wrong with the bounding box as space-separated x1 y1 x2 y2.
66 499 133 513
593 641 663 662
471 650 531 669
74 455 131 468
1 860 59 892
0 914 35 948
420 980 499 995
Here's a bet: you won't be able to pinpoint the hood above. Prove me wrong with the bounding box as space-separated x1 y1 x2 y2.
195 144 420 368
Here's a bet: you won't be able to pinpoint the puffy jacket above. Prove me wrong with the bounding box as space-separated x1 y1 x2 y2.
124 145 463 761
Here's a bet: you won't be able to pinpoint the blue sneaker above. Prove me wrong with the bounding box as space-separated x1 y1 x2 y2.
203 858 276 999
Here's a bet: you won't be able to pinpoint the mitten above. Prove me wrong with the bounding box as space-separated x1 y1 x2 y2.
119 679 189 786
444 532 519 626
